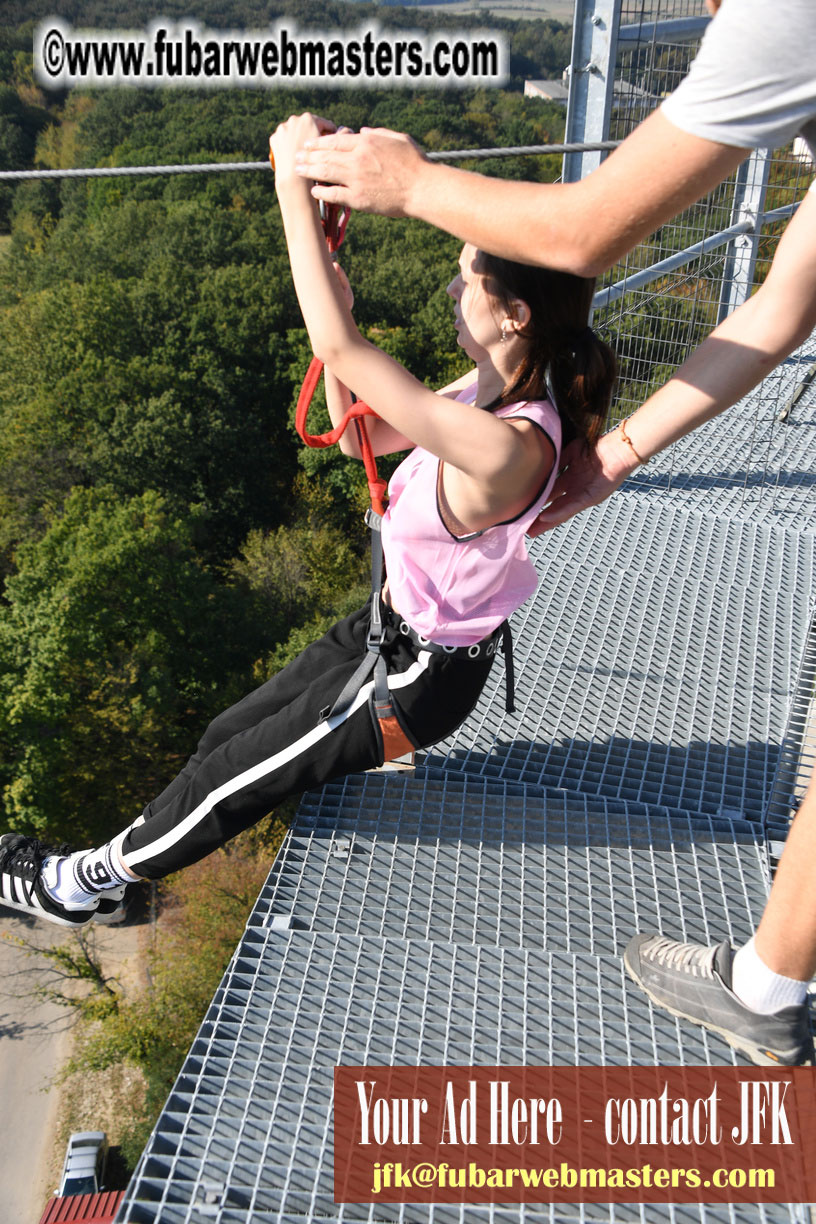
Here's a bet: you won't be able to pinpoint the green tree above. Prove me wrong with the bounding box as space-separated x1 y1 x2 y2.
0 210 301 563
0 486 260 846
0 82 52 230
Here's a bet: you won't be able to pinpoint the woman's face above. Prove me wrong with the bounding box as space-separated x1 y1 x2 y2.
447 244 504 360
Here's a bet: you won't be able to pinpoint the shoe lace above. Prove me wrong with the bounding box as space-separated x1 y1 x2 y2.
0 837 71 905
647 937 717 979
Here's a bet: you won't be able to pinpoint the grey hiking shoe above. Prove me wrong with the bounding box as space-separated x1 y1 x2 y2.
624 934 814 1067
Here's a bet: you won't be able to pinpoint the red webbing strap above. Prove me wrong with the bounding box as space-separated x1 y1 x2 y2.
294 362 388 516
292 195 388 517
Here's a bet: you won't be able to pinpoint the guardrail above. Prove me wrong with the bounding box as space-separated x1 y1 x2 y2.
593 200 799 310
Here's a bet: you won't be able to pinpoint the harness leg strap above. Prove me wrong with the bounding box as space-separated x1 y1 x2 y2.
322 515 415 763
377 712 416 762
324 640 415 763
500 620 515 715
325 649 378 722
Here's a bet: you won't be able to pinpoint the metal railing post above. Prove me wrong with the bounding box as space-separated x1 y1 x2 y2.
563 0 622 183
716 147 771 323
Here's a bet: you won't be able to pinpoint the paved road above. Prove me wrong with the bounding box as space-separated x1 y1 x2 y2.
0 911 75 1224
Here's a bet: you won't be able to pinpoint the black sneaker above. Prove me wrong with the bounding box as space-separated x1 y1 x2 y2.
624 934 814 1067
93 888 129 925
0 833 100 928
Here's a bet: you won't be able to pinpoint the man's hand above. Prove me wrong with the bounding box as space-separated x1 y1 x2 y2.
529 431 639 535
294 127 427 216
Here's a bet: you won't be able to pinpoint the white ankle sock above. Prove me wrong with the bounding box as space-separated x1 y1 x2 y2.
42 853 99 907
731 936 809 1014
42 834 136 907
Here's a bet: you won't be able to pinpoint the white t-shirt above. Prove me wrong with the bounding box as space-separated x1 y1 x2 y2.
661 0 816 160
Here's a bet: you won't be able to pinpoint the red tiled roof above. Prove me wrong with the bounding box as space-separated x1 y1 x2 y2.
38 1190 125 1224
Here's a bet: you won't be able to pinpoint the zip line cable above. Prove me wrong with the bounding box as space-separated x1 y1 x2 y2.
0 140 620 181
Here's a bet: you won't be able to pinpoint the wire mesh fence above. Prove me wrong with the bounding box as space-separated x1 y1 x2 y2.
592 0 815 477
598 0 737 428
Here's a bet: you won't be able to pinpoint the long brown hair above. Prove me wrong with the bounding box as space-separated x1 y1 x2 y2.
475 251 617 448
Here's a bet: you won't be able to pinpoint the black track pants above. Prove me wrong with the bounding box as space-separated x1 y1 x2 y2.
120 602 494 879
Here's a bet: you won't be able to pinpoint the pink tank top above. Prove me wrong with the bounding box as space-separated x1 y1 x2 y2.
380 389 562 647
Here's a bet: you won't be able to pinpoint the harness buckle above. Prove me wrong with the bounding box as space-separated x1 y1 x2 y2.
367 626 385 651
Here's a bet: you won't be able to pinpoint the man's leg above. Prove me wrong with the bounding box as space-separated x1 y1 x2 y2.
753 769 816 981
624 770 816 1065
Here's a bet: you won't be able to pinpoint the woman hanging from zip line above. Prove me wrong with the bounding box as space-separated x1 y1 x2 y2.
0 112 616 928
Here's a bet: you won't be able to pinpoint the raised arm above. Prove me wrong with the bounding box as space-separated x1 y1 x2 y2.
323 264 416 458
294 111 747 277
271 116 547 507
324 355 477 460
532 186 816 533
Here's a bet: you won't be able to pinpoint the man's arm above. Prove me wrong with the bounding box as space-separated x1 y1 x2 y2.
295 110 747 277
532 187 816 532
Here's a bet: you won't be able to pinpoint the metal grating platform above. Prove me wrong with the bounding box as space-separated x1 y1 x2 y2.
117 764 799 1223
117 928 807 1224
528 495 815 593
764 621 816 836
620 344 816 533
427 501 815 822
251 773 769 956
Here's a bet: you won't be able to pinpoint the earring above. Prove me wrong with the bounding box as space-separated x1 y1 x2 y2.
501 327 511 343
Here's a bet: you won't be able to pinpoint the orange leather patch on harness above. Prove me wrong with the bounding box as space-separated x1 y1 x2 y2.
378 714 415 763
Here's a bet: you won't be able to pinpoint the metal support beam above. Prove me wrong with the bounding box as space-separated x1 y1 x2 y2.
593 220 752 310
716 148 771 324
617 16 710 44
563 0 621 183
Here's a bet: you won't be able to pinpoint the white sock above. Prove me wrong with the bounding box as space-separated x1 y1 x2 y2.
41 854 99 907
731 936 809 1014
42 834 136 907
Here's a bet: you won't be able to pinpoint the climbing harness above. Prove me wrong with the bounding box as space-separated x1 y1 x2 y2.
283 163 515 762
